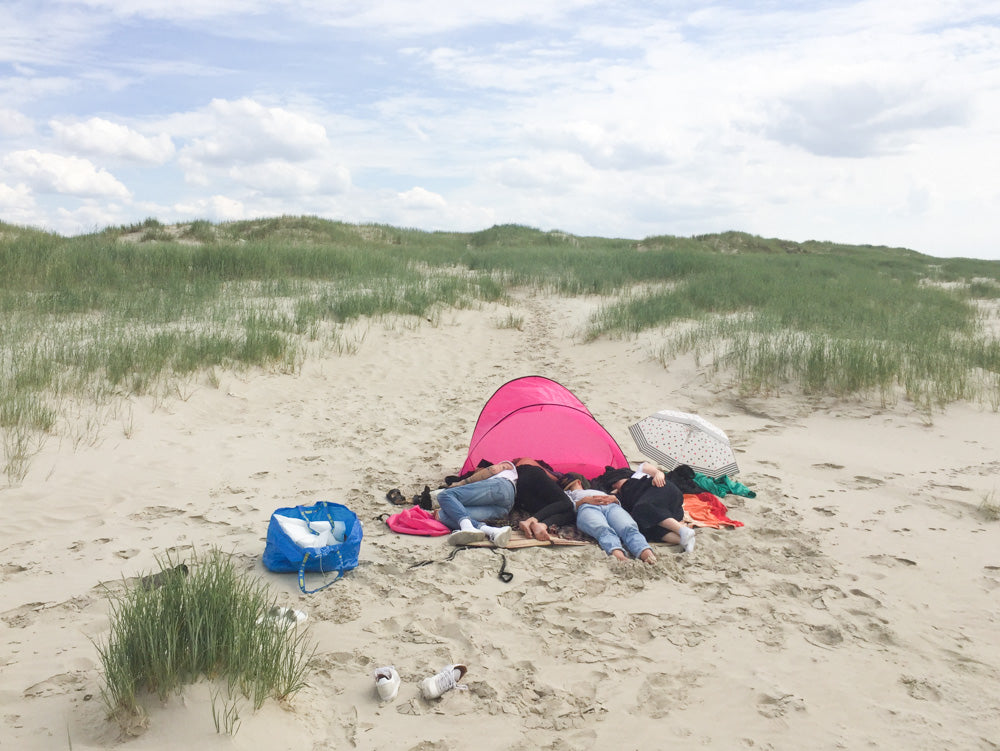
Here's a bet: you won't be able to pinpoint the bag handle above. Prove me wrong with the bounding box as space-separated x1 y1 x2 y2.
298 550 345 594
293 502 355 593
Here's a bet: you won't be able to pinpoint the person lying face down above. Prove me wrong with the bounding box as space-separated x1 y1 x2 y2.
559 473 656 565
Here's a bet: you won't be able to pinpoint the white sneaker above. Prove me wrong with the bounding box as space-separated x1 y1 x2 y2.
448 529 486 546
419 664 467 700
678 526 696 553
488 526 511 548
374 666 400 701
257 606 307 629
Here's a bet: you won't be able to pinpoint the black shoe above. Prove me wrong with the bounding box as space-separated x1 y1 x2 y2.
418 485 433 510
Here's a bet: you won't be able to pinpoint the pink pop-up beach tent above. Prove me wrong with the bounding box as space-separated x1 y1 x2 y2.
460 376 629 479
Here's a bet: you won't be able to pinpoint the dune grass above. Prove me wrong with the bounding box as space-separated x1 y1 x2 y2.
584 251 1000 408
96 549 313 733
2 217 999 483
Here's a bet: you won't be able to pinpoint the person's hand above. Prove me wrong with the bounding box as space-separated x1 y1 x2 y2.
652 470 666 487
580 494 617 506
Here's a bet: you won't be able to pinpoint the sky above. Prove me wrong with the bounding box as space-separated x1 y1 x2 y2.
1 1 999 260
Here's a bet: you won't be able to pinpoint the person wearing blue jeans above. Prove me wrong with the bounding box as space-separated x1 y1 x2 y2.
561 474 656 564
436 461 515 548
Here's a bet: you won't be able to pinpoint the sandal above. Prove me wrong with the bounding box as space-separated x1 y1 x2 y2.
385 488 407 505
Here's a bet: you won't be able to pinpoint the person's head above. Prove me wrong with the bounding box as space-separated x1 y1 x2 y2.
559 473 590 491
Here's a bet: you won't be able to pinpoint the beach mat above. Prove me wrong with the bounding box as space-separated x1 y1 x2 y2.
464 530 590 548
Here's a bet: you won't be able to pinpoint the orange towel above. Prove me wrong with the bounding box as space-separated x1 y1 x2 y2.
683 493 744 529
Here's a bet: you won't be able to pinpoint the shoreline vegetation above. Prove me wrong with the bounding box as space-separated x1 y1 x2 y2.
2 215 999 484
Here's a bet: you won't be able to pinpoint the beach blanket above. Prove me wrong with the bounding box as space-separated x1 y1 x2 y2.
463 530 590 549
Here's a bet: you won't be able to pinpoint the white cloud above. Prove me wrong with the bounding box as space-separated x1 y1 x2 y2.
3 150 130 198
0 181 33 208
50 117 175 164
0 108 34 137
761 81 970 158
180 98 330 166
524 121 673 170
313 0 599 35
53 202 130 235
172 194 247 222
63 0 281 21
489 153 590 191
228 160 350 196
397 186 446 210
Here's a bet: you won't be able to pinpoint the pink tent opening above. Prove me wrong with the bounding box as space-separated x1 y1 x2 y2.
460 376 629 479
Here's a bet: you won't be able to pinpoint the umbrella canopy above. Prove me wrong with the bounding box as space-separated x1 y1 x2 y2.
628 410 739 478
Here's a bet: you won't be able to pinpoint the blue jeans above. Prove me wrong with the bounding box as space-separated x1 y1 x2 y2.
576 502 651 558
437 476 515 530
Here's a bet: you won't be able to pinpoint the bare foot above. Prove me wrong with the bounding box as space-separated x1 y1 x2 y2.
529 521 551 542
611 549 628 562
639 548 657 565
518 518 538 537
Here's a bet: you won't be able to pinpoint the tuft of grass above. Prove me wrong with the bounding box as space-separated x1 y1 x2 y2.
495 311 524 331
96 549 313 733
979 490 1000 521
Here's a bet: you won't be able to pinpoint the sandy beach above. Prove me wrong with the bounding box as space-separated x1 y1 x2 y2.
2 291 998 750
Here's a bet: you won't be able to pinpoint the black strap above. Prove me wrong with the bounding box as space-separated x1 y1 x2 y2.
409 545 513 583
496 553 513 583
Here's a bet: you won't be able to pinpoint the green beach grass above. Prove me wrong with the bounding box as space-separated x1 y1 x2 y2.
2 216 999 483
96 549 313 734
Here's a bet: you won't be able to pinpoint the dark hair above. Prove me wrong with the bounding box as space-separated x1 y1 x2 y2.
589 467 633 493
559 472 590 490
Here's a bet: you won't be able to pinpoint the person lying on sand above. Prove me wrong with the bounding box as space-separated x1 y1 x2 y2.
450 458 577 543
436 461 515 548
592 462 696 553
560 474 656 564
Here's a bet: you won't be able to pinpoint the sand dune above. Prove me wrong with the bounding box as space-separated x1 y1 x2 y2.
2 291 998 750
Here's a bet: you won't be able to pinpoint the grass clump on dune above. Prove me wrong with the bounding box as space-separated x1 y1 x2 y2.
96 549 313 734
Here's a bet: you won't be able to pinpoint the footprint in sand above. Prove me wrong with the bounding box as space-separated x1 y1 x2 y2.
867 554 917 568
756 691 806 718
23 670 89 698
803 623 844 648
1 601 47 629
851 475 885 488
632 671 697 718
128 506 185 521
900 675 942 701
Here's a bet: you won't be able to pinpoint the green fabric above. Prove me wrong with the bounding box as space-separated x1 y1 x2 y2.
692 473 756 498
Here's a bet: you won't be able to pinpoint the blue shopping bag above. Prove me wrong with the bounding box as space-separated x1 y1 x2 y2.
262 501 363 593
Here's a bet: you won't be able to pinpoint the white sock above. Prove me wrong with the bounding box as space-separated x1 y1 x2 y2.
459 519 477 532
479 524 501 538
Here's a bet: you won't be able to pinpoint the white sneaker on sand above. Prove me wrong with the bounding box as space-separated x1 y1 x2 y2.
420 664 467 700
488 526 511 548
257 605 307 628
448 529 486 546
374 666 400 701
678 526 696 553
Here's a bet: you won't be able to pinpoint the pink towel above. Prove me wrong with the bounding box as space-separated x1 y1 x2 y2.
386 505 451 536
